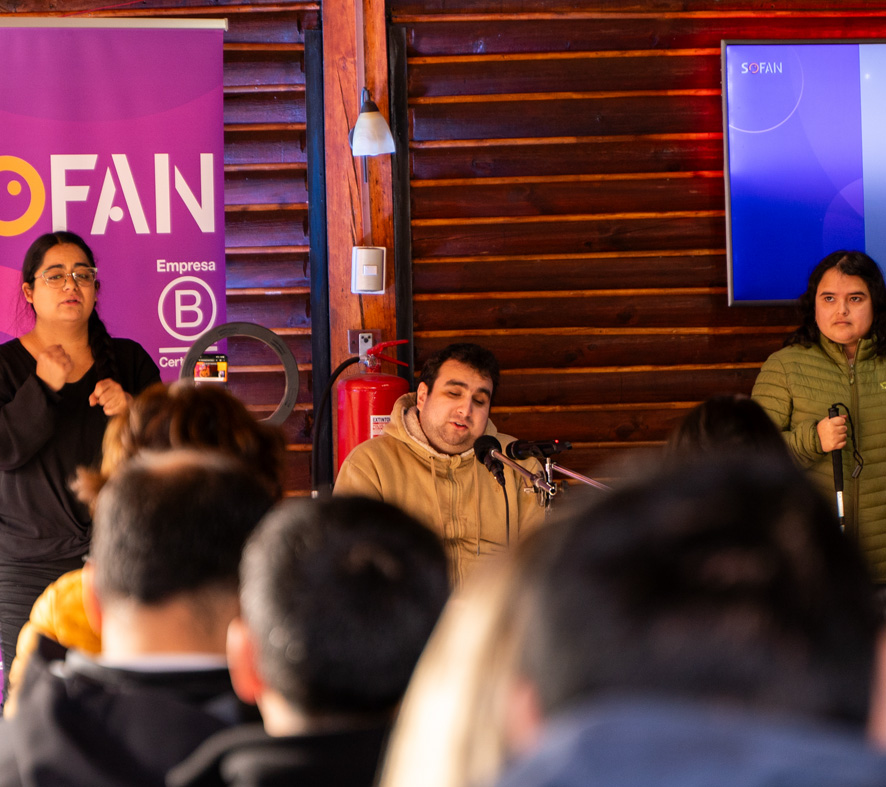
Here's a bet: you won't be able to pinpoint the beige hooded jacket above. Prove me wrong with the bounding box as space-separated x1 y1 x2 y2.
334 392 546 586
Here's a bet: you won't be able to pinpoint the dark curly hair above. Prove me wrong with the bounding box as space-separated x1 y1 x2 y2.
418 343 501 399
785 250 886 356
21 231 119 380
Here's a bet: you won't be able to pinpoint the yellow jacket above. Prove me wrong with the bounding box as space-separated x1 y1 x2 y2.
6 568 100 716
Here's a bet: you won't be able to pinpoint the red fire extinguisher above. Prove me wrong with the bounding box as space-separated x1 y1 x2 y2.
336 340 409 471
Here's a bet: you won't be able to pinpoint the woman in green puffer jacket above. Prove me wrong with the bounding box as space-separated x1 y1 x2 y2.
753 250 886 583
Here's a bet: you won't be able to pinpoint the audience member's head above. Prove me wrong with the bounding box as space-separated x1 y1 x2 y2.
74 380 286 507
227 495 450 736
665 394 794 466
513 458 877 721
86 449 275 654
379 458 882 787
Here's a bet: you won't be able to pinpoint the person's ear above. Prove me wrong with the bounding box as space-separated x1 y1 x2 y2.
868 628 886 748
416 381 429 412
21 281 33 304
504 675 544 757
227 616 264 706
80 560 102 635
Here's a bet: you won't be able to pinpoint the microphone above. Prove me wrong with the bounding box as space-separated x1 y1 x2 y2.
474 436 555 494
474 435 506 488
505 439 572 461
828 404 844 529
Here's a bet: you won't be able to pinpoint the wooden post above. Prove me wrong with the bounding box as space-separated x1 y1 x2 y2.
322 0 397 363
322 0 399 468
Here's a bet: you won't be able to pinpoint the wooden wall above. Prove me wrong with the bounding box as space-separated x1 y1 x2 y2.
390 0 886 484
0 1 321 496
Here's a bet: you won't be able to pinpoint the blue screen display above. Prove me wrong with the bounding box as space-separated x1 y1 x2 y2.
723 42 886 302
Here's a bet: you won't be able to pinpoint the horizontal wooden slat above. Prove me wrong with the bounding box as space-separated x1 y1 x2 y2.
225 169 308 206
226 250 311 289
224 47 305 88
227 368 313 407
411 134 723 179
224 8 317 41
225 42 307 51
414 328 789 367
224 90 306 124
546 443 661 486
412 213 725 256
226 123 306 132
226 293 311 329
226 245 310 256
392 0 886 13
241 406 315 444
225 83 307 95
225 137 307 167
491 402 691 443
411 92 722 141
225 161 307 172
492 365 762 407
411 172 723 219
408 50 720 97
225 208 308 248
413 291 798 330
413 250 728 291
226 333 313 365
225 202 308 214
227 286 310 296
401 15 886 57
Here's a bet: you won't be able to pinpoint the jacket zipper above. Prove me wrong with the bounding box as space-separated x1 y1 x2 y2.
849 358 859 539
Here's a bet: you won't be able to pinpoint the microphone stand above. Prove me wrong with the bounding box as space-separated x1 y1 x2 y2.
544 458 612 492
488 449 555 495
506 440 612 510
539 457 612 510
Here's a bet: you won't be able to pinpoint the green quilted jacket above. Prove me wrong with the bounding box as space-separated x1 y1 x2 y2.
752 336 886 582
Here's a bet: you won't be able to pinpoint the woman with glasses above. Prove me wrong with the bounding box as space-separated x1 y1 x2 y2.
0 231 159 703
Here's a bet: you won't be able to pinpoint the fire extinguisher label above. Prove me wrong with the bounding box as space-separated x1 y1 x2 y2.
370 415 391 438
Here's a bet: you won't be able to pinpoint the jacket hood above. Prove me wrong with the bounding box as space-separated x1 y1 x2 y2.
383 392 502 464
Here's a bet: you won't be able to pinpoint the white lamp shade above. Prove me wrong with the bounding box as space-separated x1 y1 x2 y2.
351 100 396 156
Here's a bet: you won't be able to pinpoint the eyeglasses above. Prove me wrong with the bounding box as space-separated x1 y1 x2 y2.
39 268 98 289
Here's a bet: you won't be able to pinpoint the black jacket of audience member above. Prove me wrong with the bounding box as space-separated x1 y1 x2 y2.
0 638 258 787
167 723 390 787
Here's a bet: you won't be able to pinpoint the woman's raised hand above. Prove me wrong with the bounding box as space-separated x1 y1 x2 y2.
89 379 132 416
35 345 73 392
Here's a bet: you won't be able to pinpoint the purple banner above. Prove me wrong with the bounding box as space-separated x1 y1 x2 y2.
0 21 226 380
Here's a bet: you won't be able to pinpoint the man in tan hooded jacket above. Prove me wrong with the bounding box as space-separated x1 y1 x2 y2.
334 343 546 586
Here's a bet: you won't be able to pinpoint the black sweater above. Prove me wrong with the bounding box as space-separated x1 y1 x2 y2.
0 337 159 562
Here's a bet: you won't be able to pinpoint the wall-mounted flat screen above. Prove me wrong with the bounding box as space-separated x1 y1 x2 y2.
722 40 886 303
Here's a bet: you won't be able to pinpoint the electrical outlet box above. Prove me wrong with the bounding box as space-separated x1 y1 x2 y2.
351 246 386 294
348 329 381 355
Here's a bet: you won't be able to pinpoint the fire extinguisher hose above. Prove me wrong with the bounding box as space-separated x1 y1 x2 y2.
312 355 360 498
